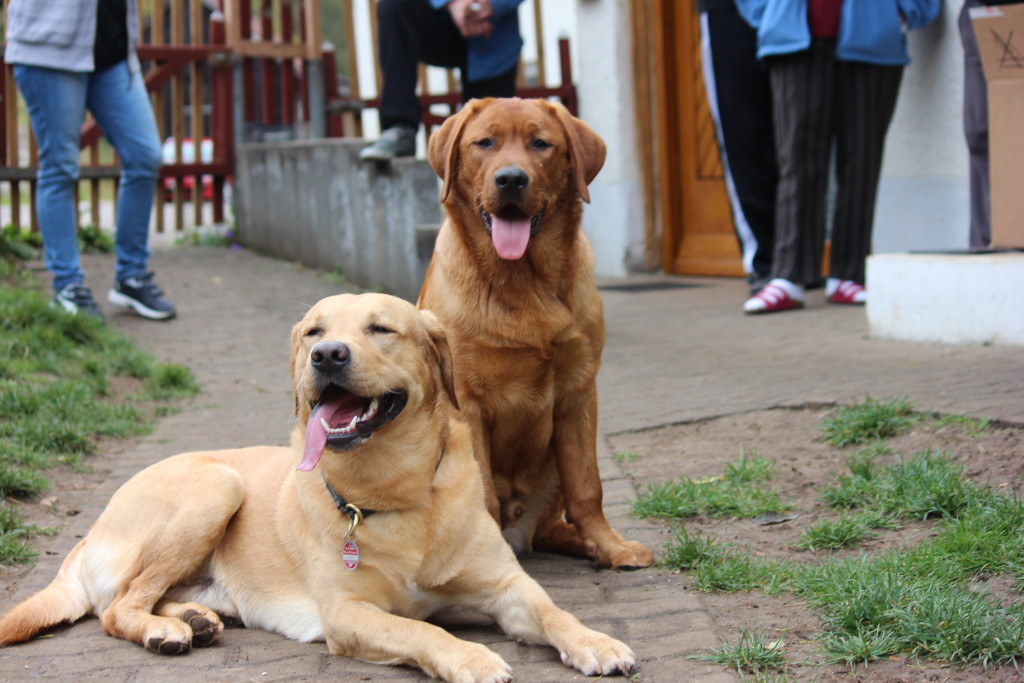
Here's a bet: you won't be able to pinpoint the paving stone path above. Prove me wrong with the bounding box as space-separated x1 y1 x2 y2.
1 245 1020 681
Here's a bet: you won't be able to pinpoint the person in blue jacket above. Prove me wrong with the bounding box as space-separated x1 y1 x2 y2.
736 0 940 314
360 0 525 162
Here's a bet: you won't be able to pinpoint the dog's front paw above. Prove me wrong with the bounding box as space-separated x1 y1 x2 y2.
180 608 224 647
560 631 636 677
599 540 655 570
440 641 513 683
143 619 195 655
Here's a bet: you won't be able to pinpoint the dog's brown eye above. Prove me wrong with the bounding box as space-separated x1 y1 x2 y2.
473 138 495 149
305 327 322 337
369 325 395 335
531 138 552 150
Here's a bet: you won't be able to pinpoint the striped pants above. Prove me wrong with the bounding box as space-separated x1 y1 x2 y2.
767 39 903 286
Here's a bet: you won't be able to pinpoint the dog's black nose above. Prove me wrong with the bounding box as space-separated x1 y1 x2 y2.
311 341 351 371
494 166 529 193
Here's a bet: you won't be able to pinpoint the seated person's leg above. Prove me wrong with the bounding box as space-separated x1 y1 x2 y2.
362 0 465 161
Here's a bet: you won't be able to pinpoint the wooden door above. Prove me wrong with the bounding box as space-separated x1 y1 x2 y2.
652 0 744 277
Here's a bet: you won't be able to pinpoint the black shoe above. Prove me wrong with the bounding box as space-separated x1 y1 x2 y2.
52 282 105 321
359 125 417 162
108 272 176 320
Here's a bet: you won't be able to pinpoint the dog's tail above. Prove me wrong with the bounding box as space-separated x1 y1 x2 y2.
0 540 92 646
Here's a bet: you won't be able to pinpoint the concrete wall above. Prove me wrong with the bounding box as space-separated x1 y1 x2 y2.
576 0 649 278
875 0 970 253
233 139 442 303
868 253 1024 346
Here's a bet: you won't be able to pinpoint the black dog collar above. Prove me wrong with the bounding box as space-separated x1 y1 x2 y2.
322 475 377 521
320 448 446 523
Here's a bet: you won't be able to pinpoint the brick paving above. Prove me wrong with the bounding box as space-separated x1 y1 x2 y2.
0 245 1020 681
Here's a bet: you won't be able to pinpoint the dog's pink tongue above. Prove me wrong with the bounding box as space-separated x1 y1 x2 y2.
490 214 531 260
298 402 328 472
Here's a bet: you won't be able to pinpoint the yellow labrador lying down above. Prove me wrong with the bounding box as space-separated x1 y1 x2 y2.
0 293 635 681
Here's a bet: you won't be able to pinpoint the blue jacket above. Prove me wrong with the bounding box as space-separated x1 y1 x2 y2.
734 0 940 65
430 0 524 82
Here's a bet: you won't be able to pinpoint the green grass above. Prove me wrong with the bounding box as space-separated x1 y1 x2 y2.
935 413 993 437
76 225 115 254
819 626 904 667
820 396 918 447
820 448 980 520
0 505 43 565
2 224 113 257
795 513 874 551
792 535 1024 668
632 450 790 520
322 265 349 286
174 223 239 248
660 525 726 570
0 280 199 565
662 482 1024 669
691 628 788 675
0 225 41 261
639 400 1024 672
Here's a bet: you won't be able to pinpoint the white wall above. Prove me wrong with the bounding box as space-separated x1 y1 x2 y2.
575 0 645 278
875 0 969 253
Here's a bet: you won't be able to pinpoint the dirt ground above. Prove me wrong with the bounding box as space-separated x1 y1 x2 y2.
609 406 1024 680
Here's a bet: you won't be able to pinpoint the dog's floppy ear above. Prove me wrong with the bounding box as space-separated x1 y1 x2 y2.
418 309 459 411
428 98 488 204
551 102 607 203
289 319 306 416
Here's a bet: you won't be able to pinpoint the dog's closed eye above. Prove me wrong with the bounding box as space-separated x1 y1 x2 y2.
305 327 322 337
368 324 395 335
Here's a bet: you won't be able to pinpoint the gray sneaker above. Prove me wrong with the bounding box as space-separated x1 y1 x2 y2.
359 125 417 162
108 272 177 320
52 282 104 321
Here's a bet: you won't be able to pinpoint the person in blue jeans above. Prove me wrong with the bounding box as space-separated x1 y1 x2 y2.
5 0 175 321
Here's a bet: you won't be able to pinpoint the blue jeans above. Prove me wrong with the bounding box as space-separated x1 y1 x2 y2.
14 62 162 291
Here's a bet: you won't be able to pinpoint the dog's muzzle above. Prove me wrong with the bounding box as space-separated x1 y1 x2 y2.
296 341 408 472
481 207 543 262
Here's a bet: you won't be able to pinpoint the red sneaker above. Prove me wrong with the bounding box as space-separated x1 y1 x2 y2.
827 280 867 305
743 281 805 314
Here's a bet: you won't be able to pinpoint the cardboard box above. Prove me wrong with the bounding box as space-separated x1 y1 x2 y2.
971 4 1024 248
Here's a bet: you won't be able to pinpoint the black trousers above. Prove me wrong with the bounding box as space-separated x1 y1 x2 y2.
768 40 903 286
377 0 518 131
700 4 777 280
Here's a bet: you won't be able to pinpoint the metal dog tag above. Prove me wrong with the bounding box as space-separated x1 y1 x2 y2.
342 539 359 570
